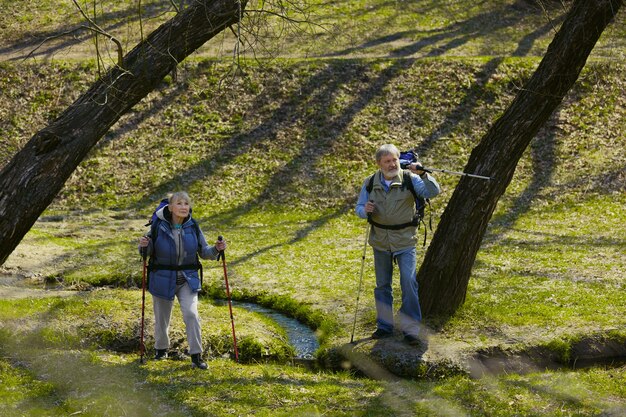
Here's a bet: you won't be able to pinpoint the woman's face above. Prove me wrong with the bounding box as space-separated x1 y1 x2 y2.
170 198 190 220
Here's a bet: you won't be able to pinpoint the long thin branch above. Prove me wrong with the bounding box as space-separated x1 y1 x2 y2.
71 0 123 66
245 8 323 27
24 25 123 66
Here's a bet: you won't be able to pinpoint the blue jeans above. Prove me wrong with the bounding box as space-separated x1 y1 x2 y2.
373 247 422 337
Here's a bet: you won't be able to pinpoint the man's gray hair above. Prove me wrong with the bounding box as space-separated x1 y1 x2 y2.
375 144 400 162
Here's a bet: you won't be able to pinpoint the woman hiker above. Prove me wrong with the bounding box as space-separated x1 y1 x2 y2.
138 191 225 370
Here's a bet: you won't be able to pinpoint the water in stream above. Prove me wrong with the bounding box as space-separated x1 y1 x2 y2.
230 300 320 360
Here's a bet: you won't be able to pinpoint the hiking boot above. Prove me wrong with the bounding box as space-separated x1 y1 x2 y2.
371 328 393 339
154 349 168 360
403 334 423 347
191 353 208 370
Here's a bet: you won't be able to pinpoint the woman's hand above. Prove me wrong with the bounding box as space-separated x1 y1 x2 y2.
139 236 150 248
215 238 226 252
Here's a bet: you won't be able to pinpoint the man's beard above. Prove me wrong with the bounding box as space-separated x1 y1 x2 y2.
383 167 400 178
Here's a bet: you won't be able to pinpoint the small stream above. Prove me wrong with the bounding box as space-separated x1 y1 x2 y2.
230 300 320 360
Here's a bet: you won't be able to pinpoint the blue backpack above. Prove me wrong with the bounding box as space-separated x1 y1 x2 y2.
399 150 419 169
145 198 169 227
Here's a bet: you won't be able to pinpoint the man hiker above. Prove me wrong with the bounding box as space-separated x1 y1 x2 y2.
355 144 441 345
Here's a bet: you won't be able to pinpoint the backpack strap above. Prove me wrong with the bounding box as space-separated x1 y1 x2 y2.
403 171 432 246
148 263 203 272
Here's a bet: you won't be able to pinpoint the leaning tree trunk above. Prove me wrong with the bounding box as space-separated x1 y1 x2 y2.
418 0 622 316
0 0 246 265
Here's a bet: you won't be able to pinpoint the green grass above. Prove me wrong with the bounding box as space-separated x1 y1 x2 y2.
413 368 626 416
0 290 295 362
0 358 65 416
1 294 625 416
2 0 624 61
1 329 624 416
1 1 626 415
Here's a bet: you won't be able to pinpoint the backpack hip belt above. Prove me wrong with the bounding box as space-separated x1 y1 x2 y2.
367 216 421 230
148 262 202 272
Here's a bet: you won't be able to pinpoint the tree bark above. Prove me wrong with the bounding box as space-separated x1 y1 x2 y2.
418 0 622 316
0 0 246 265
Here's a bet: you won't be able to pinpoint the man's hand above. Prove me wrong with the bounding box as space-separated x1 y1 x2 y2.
409 162 426 176
365 201 376 214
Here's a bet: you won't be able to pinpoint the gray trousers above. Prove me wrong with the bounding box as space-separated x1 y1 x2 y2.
152 282 203 355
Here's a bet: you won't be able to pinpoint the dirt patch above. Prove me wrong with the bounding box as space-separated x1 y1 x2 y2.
328 329 626 380
457 335 626 378
0 237 77 298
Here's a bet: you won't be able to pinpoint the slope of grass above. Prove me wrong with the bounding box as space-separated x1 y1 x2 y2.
2 57 624 341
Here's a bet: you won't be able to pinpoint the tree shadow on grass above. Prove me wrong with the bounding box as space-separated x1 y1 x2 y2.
1 2 174 61
0 327 190 417
394 1 560 58
93 61 218 150
324 0 558 58
413 57 504 157
122 59 417 261
403 17 562 164
485 110 560 238
509 378 624 414
212 59 415 220
222 208 350 267
486 119 625 246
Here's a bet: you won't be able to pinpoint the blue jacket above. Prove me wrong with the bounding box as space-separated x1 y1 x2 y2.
144 207 219 300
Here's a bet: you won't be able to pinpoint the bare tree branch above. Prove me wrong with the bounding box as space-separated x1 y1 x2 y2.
23 25 123 66
71 0 124 66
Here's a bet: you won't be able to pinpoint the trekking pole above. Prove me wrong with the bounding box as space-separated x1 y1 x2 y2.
350 218 371 344
139 246 148 364
400 151 494 181
217 236 239 362
422 167 493 181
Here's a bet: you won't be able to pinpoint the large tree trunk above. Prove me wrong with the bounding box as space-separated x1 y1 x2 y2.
0 0 246 265
418 0 622 316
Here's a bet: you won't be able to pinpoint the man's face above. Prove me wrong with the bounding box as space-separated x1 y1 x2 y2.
377 153 400 179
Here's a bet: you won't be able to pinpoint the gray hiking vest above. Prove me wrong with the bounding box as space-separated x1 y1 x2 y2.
368 171 418 252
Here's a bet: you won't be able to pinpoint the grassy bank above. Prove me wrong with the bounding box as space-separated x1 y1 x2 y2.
1 307 624 416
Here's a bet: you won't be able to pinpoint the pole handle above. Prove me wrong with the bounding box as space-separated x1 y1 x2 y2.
217 235 224 261
140 235 149 260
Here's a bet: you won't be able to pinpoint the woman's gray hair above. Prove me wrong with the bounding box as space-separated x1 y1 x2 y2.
375 144 400 162
169 191 192 208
